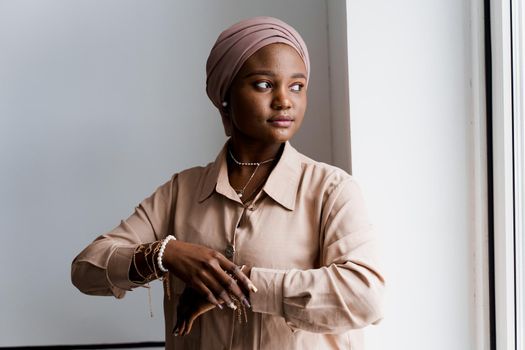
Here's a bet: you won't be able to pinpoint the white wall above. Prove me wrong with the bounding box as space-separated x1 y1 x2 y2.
0 0 332 346
346 1 478 349
1 0 483 348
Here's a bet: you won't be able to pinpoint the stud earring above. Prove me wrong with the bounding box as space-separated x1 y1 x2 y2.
222 101 228 107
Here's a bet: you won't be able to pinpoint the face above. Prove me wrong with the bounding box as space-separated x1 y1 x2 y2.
224 43 308 146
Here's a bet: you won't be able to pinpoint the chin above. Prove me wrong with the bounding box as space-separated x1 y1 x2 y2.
267 135 293 145
237 128 297 144
272 129 296 142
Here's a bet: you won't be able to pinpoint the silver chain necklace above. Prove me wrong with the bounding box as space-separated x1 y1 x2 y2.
228 148 275 198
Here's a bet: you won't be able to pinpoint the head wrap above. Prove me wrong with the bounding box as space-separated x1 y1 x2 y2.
206 16 310 112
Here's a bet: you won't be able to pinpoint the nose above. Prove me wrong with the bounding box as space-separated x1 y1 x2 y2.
271 87 292 110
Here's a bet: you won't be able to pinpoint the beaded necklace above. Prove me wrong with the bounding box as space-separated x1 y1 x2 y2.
228 148 275 198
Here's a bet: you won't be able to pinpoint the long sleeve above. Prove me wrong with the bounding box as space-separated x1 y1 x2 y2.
71 174 177 298
249 178 385 333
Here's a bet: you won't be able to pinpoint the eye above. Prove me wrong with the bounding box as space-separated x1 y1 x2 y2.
254 81 272 89
290 83 304 92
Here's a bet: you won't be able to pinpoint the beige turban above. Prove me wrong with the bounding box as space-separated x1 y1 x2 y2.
206 16 310 113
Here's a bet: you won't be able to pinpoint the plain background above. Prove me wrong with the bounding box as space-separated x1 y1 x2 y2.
0 0 480 349
0 0 333 346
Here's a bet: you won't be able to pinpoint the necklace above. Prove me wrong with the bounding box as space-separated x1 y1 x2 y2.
228 148 275 198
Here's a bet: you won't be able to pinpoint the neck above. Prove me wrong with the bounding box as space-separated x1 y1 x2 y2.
226 139 283 202
228 139 284 163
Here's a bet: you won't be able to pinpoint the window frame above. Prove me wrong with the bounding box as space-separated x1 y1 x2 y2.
510 0 524 348
490 0 524 348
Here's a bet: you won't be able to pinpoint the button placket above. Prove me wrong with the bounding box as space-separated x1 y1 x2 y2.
226 206 245 261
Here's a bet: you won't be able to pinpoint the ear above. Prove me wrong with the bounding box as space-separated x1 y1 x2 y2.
219 93 232 136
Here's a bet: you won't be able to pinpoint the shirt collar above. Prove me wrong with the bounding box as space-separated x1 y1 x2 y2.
198 141 302 210
262 141 302 210
198 142 239 204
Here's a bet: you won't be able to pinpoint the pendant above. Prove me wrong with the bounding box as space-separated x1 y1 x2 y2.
225 244 235 259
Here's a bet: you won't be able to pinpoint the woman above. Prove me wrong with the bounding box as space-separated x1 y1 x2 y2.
72 16 385 349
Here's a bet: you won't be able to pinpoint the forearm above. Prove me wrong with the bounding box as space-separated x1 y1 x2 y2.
249 262 385 334
71 175 177 297
71 240 140 298
128 240 164 284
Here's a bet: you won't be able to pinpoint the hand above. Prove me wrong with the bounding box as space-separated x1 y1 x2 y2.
163 240 256 309
237 265 253 296
174 287 218 336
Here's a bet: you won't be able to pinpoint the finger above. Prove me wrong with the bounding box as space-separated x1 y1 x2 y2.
211 258 250 297
175 304 189 336
174 306 183 336
192 279 222 309
221 273 251 309
185 315 196 336
179 320 186 336
233 267 258 294
234 264 255 297
212 262 251 306
218 289 236 310
219 259 257 293
174 318 182 336
198 270 235 309
218 264 255 307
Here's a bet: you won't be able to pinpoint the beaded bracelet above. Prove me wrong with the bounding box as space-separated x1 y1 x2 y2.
157 235 176 273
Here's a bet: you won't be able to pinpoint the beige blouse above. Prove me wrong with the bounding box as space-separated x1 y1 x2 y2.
71 141 385 350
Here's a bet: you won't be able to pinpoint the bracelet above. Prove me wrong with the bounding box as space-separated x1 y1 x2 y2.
157 235 176 273
131 244 148 284
143 243 156 277
151 241 162 279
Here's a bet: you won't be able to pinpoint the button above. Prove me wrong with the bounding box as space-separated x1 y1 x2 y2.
225 244 235 259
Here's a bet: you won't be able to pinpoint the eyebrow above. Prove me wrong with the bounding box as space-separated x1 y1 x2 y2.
243 71 307 80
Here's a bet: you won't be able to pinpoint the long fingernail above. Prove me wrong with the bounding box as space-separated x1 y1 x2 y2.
242 297 251 308
211 297 223 310
227 301 237 310
249 284 258 293
209 295 220 306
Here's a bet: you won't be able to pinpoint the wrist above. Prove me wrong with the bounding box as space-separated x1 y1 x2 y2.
156 235 176 273
130 241 163 283
242 265 252 279
162 238 179 271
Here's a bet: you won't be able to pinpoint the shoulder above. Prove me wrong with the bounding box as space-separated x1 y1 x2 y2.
292 151 370 226
297 151 349 179
287 146 368 215
174 161 214 185
293 148 357 197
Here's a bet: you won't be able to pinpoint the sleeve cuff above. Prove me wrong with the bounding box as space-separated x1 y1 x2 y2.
107 245 142 292
249 267 286 316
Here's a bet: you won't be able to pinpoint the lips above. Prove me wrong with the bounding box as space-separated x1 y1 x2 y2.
267 115 294 127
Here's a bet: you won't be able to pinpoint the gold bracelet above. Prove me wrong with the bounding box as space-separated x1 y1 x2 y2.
131 244 148 284
150 241 163 279
143 242 157 277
